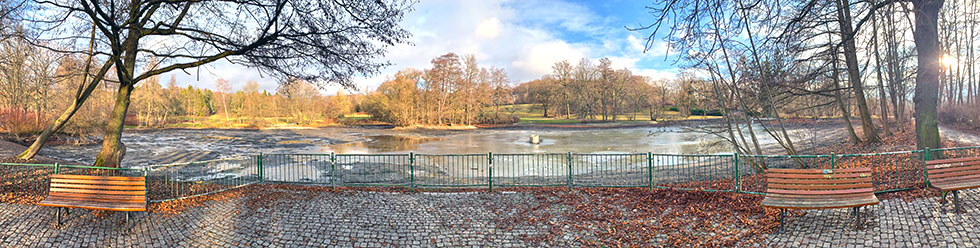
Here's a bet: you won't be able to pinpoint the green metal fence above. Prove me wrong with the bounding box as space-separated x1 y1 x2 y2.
492 153 567 187
0 163 55 203
147 156 260 202
3 146 980 204
652 153 737 192
0 156 259 204
257 146 980 194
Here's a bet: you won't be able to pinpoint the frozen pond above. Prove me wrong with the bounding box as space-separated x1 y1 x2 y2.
36 125 795 168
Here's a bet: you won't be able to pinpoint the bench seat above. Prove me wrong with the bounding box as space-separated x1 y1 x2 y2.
761 194 879 209
762 167 878 230
926 156 980 212
37 174 147 225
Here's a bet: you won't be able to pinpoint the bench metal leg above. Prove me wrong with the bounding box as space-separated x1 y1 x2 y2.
954 191 961 213
940 191 948 204
55 207 69 226
778 209 785 233
853 207 861 229
126 212 130 223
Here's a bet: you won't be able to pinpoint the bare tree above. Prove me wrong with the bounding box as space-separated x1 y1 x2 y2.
24 0 414 167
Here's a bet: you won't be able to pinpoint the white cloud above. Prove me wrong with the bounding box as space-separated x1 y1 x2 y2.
162 0 677 93
511 41 588 80
475 18 502 39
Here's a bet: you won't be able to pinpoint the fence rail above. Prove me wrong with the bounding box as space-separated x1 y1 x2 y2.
1 146 979 203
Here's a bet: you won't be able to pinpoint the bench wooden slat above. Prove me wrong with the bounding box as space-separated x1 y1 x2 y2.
49 187 146 196
927 170 980 181
45 195 145 204
765 193 875 200
767 168 872 174
51 178 145 186
766 172 872 180
933 181 980 192
768 178 871 185
762 196 878 209
768 183 873 190
38 199 145 211
767 188 874 195
927 160 980 170
48 192 146 202
50 183 145 191
927 166 980 177
50 174 144 181
926 157 980 166
931 173 980 183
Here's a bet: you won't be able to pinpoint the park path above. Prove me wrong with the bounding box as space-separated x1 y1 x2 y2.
940 126 980 145
2 186 980 247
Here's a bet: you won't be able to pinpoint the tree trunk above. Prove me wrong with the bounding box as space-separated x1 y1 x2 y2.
94 82 135 167
835 0 881 142
94 23 141 167
831 39 861 144
912 0 944 150
872 10 891 136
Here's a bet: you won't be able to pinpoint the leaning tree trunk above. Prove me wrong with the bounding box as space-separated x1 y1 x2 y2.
912 0 944 150
18 25 109 160
18 61 113 160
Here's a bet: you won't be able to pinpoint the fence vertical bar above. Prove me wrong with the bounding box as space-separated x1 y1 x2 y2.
924 147 931 187
830 153 836 169
734 153 740 193
257 153 264 182
143 167 150 201
331 152 337 188
410 152 416 192
488 152 493 192
567 152 573 189
54 163 59 174
647 152 653 190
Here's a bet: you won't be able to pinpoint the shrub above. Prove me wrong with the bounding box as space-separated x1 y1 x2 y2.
0 108 45 135
939 104 980 129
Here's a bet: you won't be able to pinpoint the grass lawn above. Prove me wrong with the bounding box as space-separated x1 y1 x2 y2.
501 103 721 124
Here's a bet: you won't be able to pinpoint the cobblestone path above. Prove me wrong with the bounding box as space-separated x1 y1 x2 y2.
1 187 979 247
767 188 980 247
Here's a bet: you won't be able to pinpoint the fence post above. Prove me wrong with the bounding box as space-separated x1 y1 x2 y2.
410 152 416 192
567 152 573 190
923 147 931 187
488 152 493 193
734 153 740 193
257 153 264 182
143 167 150 200
830 153 836 169
647 152 653 190
331 152 337 188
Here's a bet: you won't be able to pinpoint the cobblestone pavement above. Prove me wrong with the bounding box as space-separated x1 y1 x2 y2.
0 188 564 247
2 187 980 247
767 188 980 247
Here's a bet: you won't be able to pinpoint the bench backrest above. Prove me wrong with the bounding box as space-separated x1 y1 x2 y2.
765 168 874 197
926 156 980 184
49 174 147 205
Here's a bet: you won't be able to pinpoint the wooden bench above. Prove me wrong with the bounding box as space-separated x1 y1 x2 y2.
926 156 980 212
761 168 879 230
37 174 147 225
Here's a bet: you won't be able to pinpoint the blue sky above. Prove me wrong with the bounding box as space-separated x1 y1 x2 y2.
160 0 678 94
